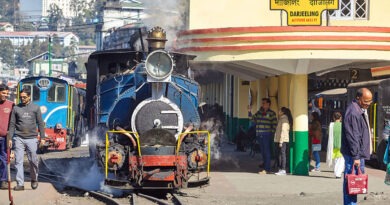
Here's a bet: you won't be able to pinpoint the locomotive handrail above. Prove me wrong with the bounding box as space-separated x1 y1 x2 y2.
176 130 211 177
104 130 141 178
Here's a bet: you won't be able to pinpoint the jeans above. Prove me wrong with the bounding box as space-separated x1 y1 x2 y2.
257 132 273 172
14 137 39 186
0 137 6 182
343 155 365 205
313 150 320 169
275 142 287 170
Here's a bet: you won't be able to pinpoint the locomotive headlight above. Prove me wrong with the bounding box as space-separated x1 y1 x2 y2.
145 50 173 81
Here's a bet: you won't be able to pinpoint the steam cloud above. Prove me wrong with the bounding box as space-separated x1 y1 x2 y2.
60 128 124 197
142 0 188 49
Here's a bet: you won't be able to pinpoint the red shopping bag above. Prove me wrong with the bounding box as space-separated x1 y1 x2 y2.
346 166 368 195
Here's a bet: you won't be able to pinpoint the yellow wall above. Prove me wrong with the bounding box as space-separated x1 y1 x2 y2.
189 0 390 28
189 0 281 29
238 79 251 118
278 74 290 108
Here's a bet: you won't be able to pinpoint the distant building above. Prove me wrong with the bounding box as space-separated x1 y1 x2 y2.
96 0 145 50
78 45 96 57
26 52 68 77
19 0 94 22
0 31 79 47
13 68 30 80
0 22 14 32
102 23 146 50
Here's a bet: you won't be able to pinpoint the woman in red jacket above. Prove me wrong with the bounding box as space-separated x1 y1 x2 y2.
309 112 322 172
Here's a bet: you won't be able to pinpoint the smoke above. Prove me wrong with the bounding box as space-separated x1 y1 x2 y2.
63 160 103 191
59 128 124 197
141 0 188 48
200 117 224 160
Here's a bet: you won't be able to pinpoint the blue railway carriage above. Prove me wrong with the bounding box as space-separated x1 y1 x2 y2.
17 76 87 152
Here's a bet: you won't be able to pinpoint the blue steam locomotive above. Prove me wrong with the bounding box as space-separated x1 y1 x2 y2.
85 27 210 189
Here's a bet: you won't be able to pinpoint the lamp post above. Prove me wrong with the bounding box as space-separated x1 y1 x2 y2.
48 35 52 76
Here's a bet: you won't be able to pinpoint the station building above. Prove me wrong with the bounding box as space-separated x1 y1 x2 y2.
176 0 390 175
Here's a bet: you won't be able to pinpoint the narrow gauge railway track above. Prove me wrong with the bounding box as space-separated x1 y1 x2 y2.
39 158 185 205
8 158 129 205
130 192 184 205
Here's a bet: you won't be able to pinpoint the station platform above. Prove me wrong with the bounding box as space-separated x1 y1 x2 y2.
188 141 390 204
1 142 389 205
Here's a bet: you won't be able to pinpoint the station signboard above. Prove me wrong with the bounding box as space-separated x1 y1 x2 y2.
270 0 339 26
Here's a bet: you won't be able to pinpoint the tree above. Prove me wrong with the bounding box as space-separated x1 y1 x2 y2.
30 36 42 57
47 3 64 31
68 0 100 45
0 0 16 23
51 34 63 57
0 39 15 68
15 43 32 67
64 37 79 62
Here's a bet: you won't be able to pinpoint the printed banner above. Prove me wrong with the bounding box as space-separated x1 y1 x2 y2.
270 0 339 26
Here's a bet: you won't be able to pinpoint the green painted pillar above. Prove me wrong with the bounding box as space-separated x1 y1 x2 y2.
291 74 309 176
228 115 234 142
289 131 294 173
232 117 238 142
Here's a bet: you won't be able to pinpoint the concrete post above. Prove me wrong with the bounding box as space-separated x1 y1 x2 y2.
291 74 309 176
268 76 279 114
278 74 290 108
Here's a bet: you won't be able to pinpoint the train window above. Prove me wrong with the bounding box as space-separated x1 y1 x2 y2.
22 84 40 101
48 83 66 102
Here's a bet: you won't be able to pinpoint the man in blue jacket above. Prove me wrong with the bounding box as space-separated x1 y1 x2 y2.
341 87 372 205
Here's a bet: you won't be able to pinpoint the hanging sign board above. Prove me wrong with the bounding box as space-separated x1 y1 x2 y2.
270 0 339 26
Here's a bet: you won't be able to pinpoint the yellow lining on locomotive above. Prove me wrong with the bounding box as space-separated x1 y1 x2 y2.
103 130 211 179
176 130 211 177
104 130 141 178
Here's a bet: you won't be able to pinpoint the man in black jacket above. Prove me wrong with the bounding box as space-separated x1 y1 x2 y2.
341 87 372 205
7 88 45 191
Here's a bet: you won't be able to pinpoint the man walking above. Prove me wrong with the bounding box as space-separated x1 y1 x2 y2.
341 87 372 205
248 98 277 174
0 84 13 189
7 88 45 191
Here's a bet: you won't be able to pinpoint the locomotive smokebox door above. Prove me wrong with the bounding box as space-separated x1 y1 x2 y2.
131 97 184 143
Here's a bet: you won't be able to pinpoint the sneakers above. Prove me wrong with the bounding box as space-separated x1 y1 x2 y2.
258 170 268 175
14 185 25 191
31 180 38 190
275 170 287 176
258 170 273 174
0 181 8 190
310 168 321 172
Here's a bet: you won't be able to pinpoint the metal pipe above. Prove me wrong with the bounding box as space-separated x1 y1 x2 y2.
115 126 137 148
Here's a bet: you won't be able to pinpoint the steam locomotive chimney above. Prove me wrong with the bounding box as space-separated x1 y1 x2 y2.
146 26 167 52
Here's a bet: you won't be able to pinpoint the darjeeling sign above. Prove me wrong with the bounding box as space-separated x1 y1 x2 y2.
270 0 339 26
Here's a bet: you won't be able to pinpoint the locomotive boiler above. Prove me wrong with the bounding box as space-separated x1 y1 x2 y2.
85 27 210 189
